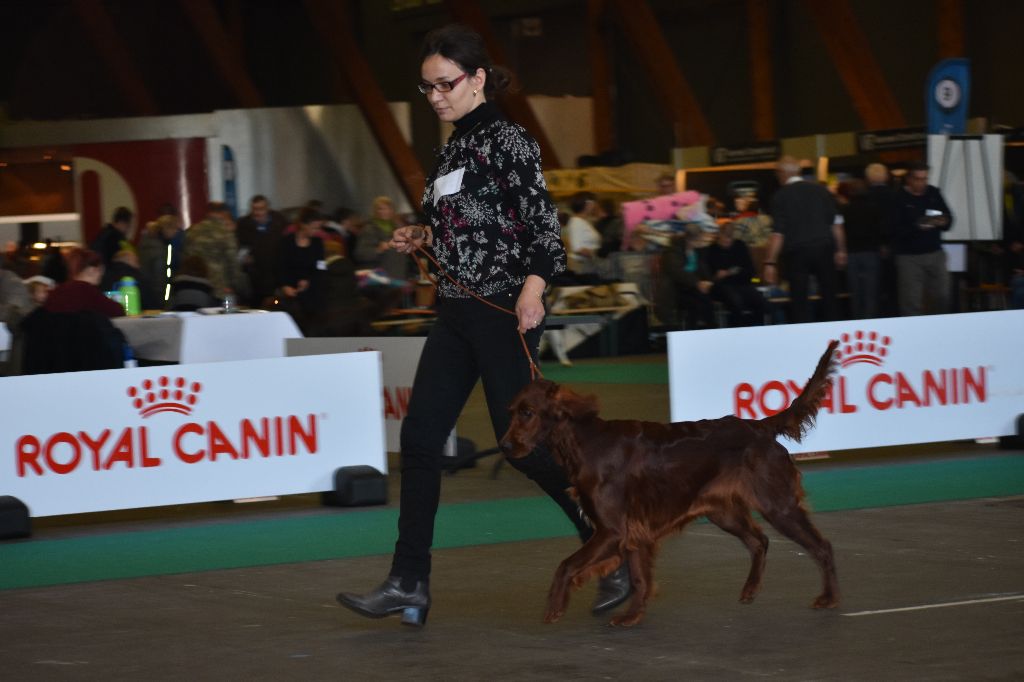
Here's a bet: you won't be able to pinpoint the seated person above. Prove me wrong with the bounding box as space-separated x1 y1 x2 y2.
168 254 219 311
705 222 767 326
45 247 125 318
659 225 715 330
101 249 159 311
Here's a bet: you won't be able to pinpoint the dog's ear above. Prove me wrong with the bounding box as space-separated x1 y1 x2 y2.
552 386 600 421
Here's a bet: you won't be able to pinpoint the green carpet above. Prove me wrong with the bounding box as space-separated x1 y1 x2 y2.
539 362 668 384
1 455 1021 591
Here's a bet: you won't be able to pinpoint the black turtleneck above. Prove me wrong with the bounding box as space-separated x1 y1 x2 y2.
452 101 500 138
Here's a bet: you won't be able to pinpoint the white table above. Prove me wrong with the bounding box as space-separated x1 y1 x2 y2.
113 311 303 364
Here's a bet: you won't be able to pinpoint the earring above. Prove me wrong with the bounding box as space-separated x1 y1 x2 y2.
473 89 478 95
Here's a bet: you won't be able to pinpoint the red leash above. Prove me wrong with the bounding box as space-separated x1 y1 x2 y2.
407 240 544 381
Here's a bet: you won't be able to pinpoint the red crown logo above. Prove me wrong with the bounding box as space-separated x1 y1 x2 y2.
127 376 202 418
835 330 891 368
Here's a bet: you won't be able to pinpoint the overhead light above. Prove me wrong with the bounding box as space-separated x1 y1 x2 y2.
59 164 72 172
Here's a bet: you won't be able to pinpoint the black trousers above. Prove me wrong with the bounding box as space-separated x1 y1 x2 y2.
390 289 592 581
782 242 839 323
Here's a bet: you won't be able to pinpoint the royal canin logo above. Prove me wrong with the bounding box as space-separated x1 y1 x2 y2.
733 333 987 420
834 330 891 368
127 376 203 418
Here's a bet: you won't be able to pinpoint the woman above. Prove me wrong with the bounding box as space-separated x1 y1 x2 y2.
337 24 630 626
45 247 125 318
353 196 409 281
277 207 327 332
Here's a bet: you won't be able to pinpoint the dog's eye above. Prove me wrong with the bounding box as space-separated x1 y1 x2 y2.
521 408 534 418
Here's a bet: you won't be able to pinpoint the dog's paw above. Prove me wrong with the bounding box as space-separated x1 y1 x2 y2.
811 594 839 609
542 609 564 624
609 612 644 627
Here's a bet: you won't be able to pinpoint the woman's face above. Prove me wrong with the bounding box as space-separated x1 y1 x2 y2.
420 54 485 123
374 202 395 221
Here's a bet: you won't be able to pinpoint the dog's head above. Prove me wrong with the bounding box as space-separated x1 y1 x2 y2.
499 379 600 459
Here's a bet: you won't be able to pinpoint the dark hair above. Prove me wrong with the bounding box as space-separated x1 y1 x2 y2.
333 206 355 223
112 206 133 224
64 247 104 277
907 161 930 174
298 206 325 224
420 24 514 97
207 201 230 214
570 191 596 215
251 194 269 205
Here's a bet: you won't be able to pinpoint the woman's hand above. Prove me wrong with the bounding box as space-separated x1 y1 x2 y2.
516 274 547 334
389 225 432 254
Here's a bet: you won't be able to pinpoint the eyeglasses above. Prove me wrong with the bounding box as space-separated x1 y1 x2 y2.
417 73 468 94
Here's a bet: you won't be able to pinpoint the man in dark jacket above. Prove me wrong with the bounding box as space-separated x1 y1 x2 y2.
890 162 954 315
763 156 847 323
91 207 134 266
235 195 288 307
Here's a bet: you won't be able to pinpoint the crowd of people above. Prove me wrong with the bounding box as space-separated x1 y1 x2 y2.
554 160 1024 332
0 193 434 341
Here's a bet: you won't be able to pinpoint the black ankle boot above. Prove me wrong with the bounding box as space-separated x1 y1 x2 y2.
592 564 632 615
337 576 431 626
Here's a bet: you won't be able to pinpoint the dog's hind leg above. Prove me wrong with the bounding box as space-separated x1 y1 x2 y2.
758 501 839 609
609 543 655 627
705 504 769 603
544 531 618 624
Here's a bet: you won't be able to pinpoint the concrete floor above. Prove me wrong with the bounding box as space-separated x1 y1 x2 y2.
2 361 1023 681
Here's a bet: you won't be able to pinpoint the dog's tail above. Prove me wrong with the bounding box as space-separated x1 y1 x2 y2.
762 340 839 442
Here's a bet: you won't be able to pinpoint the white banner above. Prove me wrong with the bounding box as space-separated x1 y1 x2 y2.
669 311 1024 453
0 353 386 517
287 338 426 453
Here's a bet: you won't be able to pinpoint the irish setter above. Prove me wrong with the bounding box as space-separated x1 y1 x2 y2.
500 341 840 627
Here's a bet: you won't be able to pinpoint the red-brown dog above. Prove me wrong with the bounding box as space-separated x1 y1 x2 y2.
500 341 840 626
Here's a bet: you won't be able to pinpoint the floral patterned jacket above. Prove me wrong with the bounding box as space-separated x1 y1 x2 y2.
421 102 566 299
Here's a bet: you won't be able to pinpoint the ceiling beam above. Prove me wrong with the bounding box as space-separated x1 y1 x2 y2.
179 0 264 108
802 0 907 130
304 0 426 210
609 0 715 147
586 0 615 153
70 0 159 116
443 0 562 169
936 0 965 59
747 0 775 141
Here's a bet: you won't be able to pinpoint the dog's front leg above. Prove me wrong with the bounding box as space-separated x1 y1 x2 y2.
543 532 617 623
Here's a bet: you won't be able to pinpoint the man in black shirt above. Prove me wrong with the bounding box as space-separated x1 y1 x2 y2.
763 157 847 323
890 162 953 315
236 195 288 307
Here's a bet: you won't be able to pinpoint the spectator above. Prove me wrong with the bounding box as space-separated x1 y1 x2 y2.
236 194 289 307
840 178 886 319
0 252 33 326
45 248 124 318
183 202 247 300
24 275 55 308
3 242 33 278
101 249 157 310
168 254 218 311
277 206 327 333
865 163 899 316
319 239 374 336
91 206 135 266
595 198 624 258
763 156 847 323
656 173 676 196
659 225 715 330
1003 172 1024 309
706 222 766 326
890 162 953 315
138 214 184 310
563 191 602 275
354 196 408 280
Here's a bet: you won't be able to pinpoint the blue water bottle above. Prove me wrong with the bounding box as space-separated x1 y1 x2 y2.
118 276 142 316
